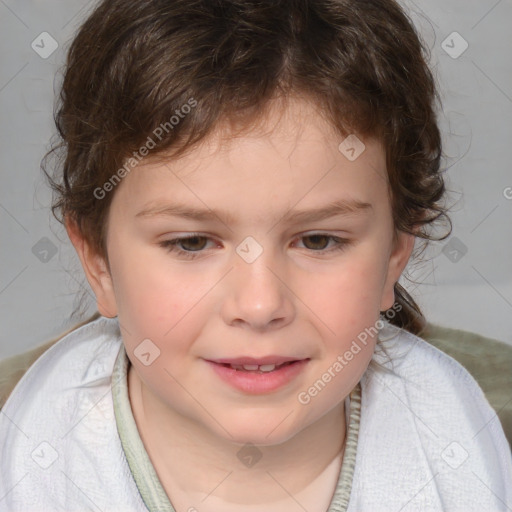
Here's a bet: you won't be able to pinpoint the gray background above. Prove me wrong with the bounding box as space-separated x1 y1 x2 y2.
1 0 511 359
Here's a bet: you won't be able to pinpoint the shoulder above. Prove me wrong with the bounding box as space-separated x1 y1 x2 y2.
0 317 122 488
0 315 122 406
373 319 491 393
351 320 512 510
0 315 123 431
0 315 120 410
0 315 123 422
0 316 135 508
368 320 506 437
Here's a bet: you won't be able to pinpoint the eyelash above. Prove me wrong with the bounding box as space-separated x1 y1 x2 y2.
158 233 352 260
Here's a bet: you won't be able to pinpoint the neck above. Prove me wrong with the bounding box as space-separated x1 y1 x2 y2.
128 364 347 511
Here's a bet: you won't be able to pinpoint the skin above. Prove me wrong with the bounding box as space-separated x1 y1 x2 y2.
68 96 415 511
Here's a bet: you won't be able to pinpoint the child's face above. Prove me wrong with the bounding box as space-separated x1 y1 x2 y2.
77 97 414 444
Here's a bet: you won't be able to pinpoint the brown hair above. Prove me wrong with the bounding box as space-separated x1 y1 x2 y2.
43 0 451 339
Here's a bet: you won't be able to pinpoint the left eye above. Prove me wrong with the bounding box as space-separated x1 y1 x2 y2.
296 234 343 251
162 235 210 252
158 235 214 259
159 233 352 260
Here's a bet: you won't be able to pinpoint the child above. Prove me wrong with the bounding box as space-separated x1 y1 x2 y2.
1 0 511 510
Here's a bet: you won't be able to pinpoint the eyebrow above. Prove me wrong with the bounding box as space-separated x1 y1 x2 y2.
135 198 373 225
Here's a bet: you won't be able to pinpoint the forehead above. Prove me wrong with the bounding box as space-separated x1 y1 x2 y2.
111 97 390 221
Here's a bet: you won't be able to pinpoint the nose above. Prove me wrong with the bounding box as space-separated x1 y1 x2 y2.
221 244 295 332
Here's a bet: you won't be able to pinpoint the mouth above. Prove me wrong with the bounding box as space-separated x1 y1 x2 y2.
216 361 300 373
204 357 310 393
206 355 308 372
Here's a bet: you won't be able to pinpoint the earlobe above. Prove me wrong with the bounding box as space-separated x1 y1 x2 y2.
379 230 416 312
65 216 118 318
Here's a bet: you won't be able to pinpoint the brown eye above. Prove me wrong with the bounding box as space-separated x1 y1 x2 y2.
294 233 352 255
159 234 214 260
301 234 331 251
175 236 208 251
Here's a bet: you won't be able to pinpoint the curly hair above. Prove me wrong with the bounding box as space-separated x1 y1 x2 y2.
43 0 452 336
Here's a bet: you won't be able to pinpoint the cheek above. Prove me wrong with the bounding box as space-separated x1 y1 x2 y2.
113 260 208 400
296 247 386 397
109 246 210 347
303 249 386 330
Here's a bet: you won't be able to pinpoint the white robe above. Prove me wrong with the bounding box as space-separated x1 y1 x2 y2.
0 316 511 511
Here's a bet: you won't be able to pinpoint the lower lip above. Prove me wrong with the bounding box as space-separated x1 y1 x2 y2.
206 360 309 394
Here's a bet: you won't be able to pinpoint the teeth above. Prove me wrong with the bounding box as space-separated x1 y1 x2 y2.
229 363 279 372
242 364 259 371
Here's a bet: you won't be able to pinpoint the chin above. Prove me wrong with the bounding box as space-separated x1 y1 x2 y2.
211 412 306 447
230 430 296 448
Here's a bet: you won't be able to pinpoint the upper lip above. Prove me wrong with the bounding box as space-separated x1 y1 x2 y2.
207 356 307 365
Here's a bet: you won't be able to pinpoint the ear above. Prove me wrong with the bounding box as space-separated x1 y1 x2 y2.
65 216 118 318
379 229 416 312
